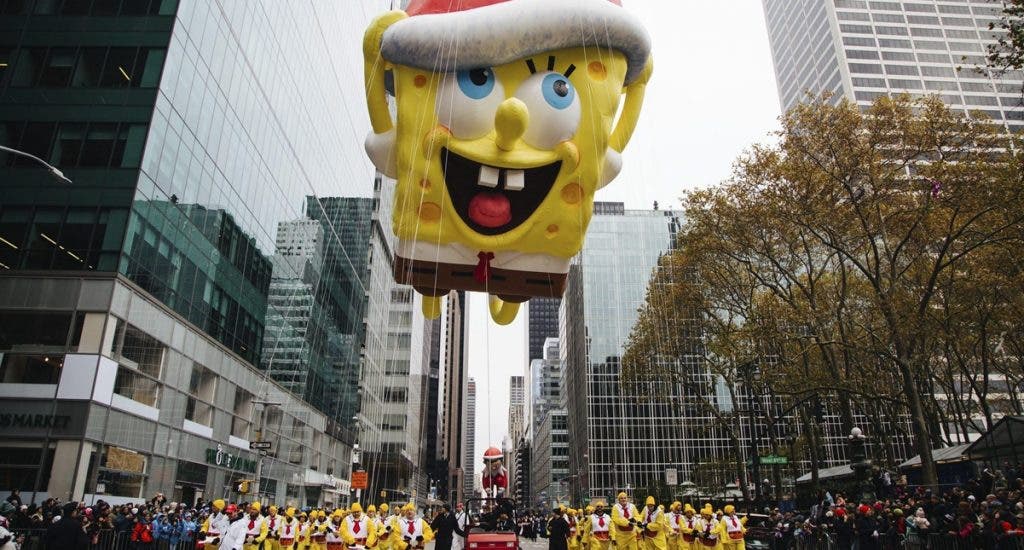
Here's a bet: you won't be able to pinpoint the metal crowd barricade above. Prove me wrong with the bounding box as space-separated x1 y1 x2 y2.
11 528 205 550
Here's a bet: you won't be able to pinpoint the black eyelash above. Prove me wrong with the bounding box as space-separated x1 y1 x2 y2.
526 59 537 74
564 64 576 78
547 55 555 71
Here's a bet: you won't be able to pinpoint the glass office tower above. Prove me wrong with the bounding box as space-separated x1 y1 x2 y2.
0 0 380 366
0 0 386 505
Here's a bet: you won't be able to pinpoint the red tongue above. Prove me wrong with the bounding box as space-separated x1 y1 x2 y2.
468 192 511 228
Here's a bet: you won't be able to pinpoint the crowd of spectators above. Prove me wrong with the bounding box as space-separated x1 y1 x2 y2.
747 462 1024 550
0 490 216 549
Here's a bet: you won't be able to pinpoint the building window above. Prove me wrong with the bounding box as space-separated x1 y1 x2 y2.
0 47 10 85
0 353 63 384
386 333 411 350
383 387 408 403
186 364 216 426
113 366 158 407
0 310 74 350
385 359 409 375
39 48 75 87
112 319 164 378
381 414 406 431
388 310 412 327
0 446 54 491
95 445 146 498
231 387 253 439
390 289 412 304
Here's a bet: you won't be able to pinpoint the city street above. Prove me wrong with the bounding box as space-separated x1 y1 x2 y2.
521 538 549 550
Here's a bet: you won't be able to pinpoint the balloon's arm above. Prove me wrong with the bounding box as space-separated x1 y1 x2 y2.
608 56 653 154
363 11 407 134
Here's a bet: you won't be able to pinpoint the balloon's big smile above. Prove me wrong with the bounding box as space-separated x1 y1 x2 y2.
441 148 562 235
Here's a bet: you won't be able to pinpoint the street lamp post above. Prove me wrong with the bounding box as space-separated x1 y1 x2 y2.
0 144 72 184
740 361 761 503
252 398 281 505
848 427 874 503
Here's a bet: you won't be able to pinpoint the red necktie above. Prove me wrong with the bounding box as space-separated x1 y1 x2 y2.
599 517 605 528
286 524 292 535
623 507 630 520
249 519 255 530
354 519 361 534
270 518 276 530
732 518 738 528
408 520 415 535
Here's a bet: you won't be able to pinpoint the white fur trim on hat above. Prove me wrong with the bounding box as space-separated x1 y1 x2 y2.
381 0 651 84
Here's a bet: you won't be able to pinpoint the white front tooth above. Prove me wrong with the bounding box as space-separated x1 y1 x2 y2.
506 169 525 191
478 165 500 187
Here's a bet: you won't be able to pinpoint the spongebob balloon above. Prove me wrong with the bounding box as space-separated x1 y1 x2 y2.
363 0 652 324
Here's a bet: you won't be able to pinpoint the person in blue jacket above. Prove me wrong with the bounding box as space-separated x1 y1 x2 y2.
180 512 198 548
159 512 184 550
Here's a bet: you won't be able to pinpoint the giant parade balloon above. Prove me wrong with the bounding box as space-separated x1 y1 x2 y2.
362 0 652 324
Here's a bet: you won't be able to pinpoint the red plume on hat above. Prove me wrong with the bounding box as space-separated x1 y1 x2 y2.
380 0 651 84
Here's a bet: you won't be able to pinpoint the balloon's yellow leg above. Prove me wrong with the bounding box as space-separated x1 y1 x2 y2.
422 295 442 319
488 295 520 325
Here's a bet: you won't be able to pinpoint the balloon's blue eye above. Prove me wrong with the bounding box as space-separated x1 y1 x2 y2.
457 68 496 100
541 73 575 110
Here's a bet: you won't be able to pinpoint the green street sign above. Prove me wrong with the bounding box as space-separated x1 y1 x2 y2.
760 455 789 465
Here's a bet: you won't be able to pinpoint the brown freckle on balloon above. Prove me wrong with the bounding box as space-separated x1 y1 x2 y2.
419 202 442 222
419 179 432 191
561 183 583 205
546 224 559 238
414 75 428 87
588 62 607 81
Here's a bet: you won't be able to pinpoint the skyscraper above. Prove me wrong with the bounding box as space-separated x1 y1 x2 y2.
507 375 525 493
562 203 683 502
442 291 468 503
464 376 477 501
762 0 1022 130
0 0 385 506
528 297 561 362
527 337 567 508
508 376 525 445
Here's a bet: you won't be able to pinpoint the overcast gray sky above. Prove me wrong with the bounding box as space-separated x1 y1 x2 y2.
466 1 783 458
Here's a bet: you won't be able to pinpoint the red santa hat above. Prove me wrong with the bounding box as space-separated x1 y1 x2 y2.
380 0 651 84
483 446 503 461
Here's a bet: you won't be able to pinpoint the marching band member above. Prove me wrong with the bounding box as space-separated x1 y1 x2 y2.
395 503 434 550
265 506 283 550
201 499 231 550
589 502 612 550
323 509 343 550
667 502 683 550
279 507 300 550
341 503 378 549
578 506 594 549
612 492 641 550
640 497 670 550
310 510 328 550
719 506 745 550
378 504 396 550
680 505 698 550
243 502 269 550
567 508 580 550
695 505 721 550
297 510 313 550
